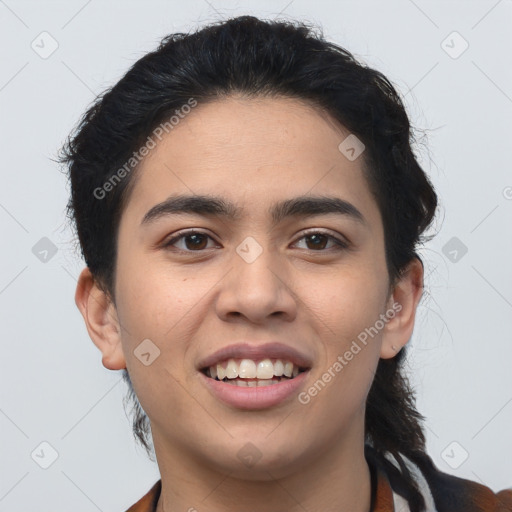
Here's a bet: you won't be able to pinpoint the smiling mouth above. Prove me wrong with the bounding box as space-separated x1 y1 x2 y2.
201 358 309 387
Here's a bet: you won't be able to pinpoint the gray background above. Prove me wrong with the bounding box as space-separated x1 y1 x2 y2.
1 0 511 510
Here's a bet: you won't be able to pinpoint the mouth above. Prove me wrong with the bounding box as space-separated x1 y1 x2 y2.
201 358 310 387
197 342 313 408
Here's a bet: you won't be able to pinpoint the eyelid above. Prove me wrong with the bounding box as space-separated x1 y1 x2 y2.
298 228 350 246
162 227 350 252
162 228 219 250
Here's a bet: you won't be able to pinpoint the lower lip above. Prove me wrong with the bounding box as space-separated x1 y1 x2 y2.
199 371 310 410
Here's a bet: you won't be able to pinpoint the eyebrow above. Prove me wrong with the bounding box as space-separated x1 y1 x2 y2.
140 194 367 228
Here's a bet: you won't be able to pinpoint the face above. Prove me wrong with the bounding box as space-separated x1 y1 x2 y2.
77 95 422 479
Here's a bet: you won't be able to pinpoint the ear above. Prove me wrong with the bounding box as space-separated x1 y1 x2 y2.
380 257 424 359
75 267 126 370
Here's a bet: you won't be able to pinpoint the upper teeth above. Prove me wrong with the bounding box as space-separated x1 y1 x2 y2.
209 358 300 380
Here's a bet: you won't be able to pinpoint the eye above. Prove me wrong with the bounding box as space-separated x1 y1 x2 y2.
162 229 349 253
293 230 349 251
162 230 217 252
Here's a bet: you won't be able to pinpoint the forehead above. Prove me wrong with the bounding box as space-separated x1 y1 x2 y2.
157 95 349 163
120 95 380 229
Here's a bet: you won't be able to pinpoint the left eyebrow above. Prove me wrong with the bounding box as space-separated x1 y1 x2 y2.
140 194 368 228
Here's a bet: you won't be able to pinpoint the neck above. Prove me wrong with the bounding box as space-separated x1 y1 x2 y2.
153 431 372 512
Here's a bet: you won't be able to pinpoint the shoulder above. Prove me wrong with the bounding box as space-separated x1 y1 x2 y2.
389 451 512 512
125 480 161 512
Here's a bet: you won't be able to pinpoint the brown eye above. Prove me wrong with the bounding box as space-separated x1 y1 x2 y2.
163 231 216 252
162 229 349 254
294 231 349 252
304 233 329 250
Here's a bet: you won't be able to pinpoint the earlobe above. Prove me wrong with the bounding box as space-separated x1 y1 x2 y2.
75 267 126 370
380 257 424 360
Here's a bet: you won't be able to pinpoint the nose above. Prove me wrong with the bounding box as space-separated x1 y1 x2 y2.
214 242 297 325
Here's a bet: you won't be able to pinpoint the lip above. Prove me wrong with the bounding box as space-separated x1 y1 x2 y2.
199 369 310 409
197 342 313 370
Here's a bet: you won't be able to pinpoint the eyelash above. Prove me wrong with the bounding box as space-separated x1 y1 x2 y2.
162 229 349 253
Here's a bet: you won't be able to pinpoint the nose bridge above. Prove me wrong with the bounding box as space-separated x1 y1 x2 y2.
216 234 296 322
234 234 283 295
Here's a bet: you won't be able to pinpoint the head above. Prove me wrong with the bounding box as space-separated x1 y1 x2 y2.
61 14 437 508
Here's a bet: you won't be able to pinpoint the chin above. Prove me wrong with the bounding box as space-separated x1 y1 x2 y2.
199 439 307 480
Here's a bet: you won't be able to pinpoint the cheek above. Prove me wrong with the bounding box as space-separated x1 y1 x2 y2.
309 263 388 342
300 265 387 414
300 278 386 422
115 256 205 342
113 268 174 385
113 267 209 432
114 257 223 396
